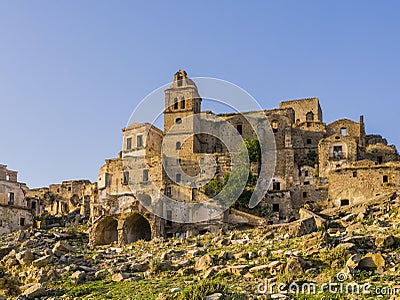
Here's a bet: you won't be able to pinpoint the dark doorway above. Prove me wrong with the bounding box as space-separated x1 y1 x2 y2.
236 124 243 135
95 217 118 245
124 213 152 244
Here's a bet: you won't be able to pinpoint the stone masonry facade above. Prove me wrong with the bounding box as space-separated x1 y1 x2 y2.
2 70 399 244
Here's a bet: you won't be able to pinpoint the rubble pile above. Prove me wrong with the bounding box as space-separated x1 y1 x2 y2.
0 194 399 299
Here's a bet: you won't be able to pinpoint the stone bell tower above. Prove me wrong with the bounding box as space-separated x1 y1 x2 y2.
164 70 202 154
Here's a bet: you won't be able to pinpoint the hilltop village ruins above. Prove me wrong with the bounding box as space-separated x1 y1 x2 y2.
1 70 399 245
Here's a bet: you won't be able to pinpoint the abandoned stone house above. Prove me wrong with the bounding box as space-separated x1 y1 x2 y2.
0 164 32 234
25 180 97 217
89 70 400 245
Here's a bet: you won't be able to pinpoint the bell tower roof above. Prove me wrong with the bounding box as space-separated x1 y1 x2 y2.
170 70 198 89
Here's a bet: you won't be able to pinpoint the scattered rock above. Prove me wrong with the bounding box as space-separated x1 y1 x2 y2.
205 293 223 300
375 235 395 249
22 283 47 299
194 254 213 271
358 253 385 273
71 270 86 284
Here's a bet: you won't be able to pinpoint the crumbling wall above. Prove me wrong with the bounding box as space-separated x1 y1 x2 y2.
0 204 32 235
328 161 400 206
279 97 322 123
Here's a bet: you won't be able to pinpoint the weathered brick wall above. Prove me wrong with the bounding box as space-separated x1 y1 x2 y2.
0 204 32 235
328 162 400 206
319 134 359 177
327 119 361 138
279 97 322 123
0 180 27 207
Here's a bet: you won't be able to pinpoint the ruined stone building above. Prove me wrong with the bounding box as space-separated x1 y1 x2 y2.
26 180 97 217
2 70 398 241
89 70 400 245
0 164 32 234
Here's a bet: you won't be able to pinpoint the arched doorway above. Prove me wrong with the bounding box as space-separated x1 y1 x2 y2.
123 213 152 244
94 217 118 245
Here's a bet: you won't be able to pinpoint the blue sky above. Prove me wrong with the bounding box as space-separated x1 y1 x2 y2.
0 1 399 187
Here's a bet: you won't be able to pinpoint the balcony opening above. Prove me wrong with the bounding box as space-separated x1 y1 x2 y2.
333 145 343 159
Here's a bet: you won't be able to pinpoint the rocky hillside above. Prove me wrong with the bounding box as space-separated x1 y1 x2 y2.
1 194 400 300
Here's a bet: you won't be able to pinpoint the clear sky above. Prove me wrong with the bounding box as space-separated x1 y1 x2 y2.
1 1 399 188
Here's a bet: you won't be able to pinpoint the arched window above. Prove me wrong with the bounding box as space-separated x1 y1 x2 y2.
176 142 181 150
173 98 178 110
306 111 314 121
180 97 185 109
175 118 182 124
271 120 279 133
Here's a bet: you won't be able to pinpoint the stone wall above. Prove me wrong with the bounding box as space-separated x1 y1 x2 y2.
26 180 97 217
0 204 32 235
279 97 322 123
328 161 400 206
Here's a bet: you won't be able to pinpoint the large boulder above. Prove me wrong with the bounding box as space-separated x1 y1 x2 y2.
194 254 213 271
52 241 75 257
346 254 360 269
22 283 47 299
375 235 395 249
358 253 385 274
15 250 35 266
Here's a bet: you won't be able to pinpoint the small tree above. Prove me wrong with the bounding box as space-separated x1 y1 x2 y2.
244 138 261 163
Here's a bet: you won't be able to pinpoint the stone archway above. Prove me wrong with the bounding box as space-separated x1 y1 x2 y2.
93 216 118 245
123 213 152 244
